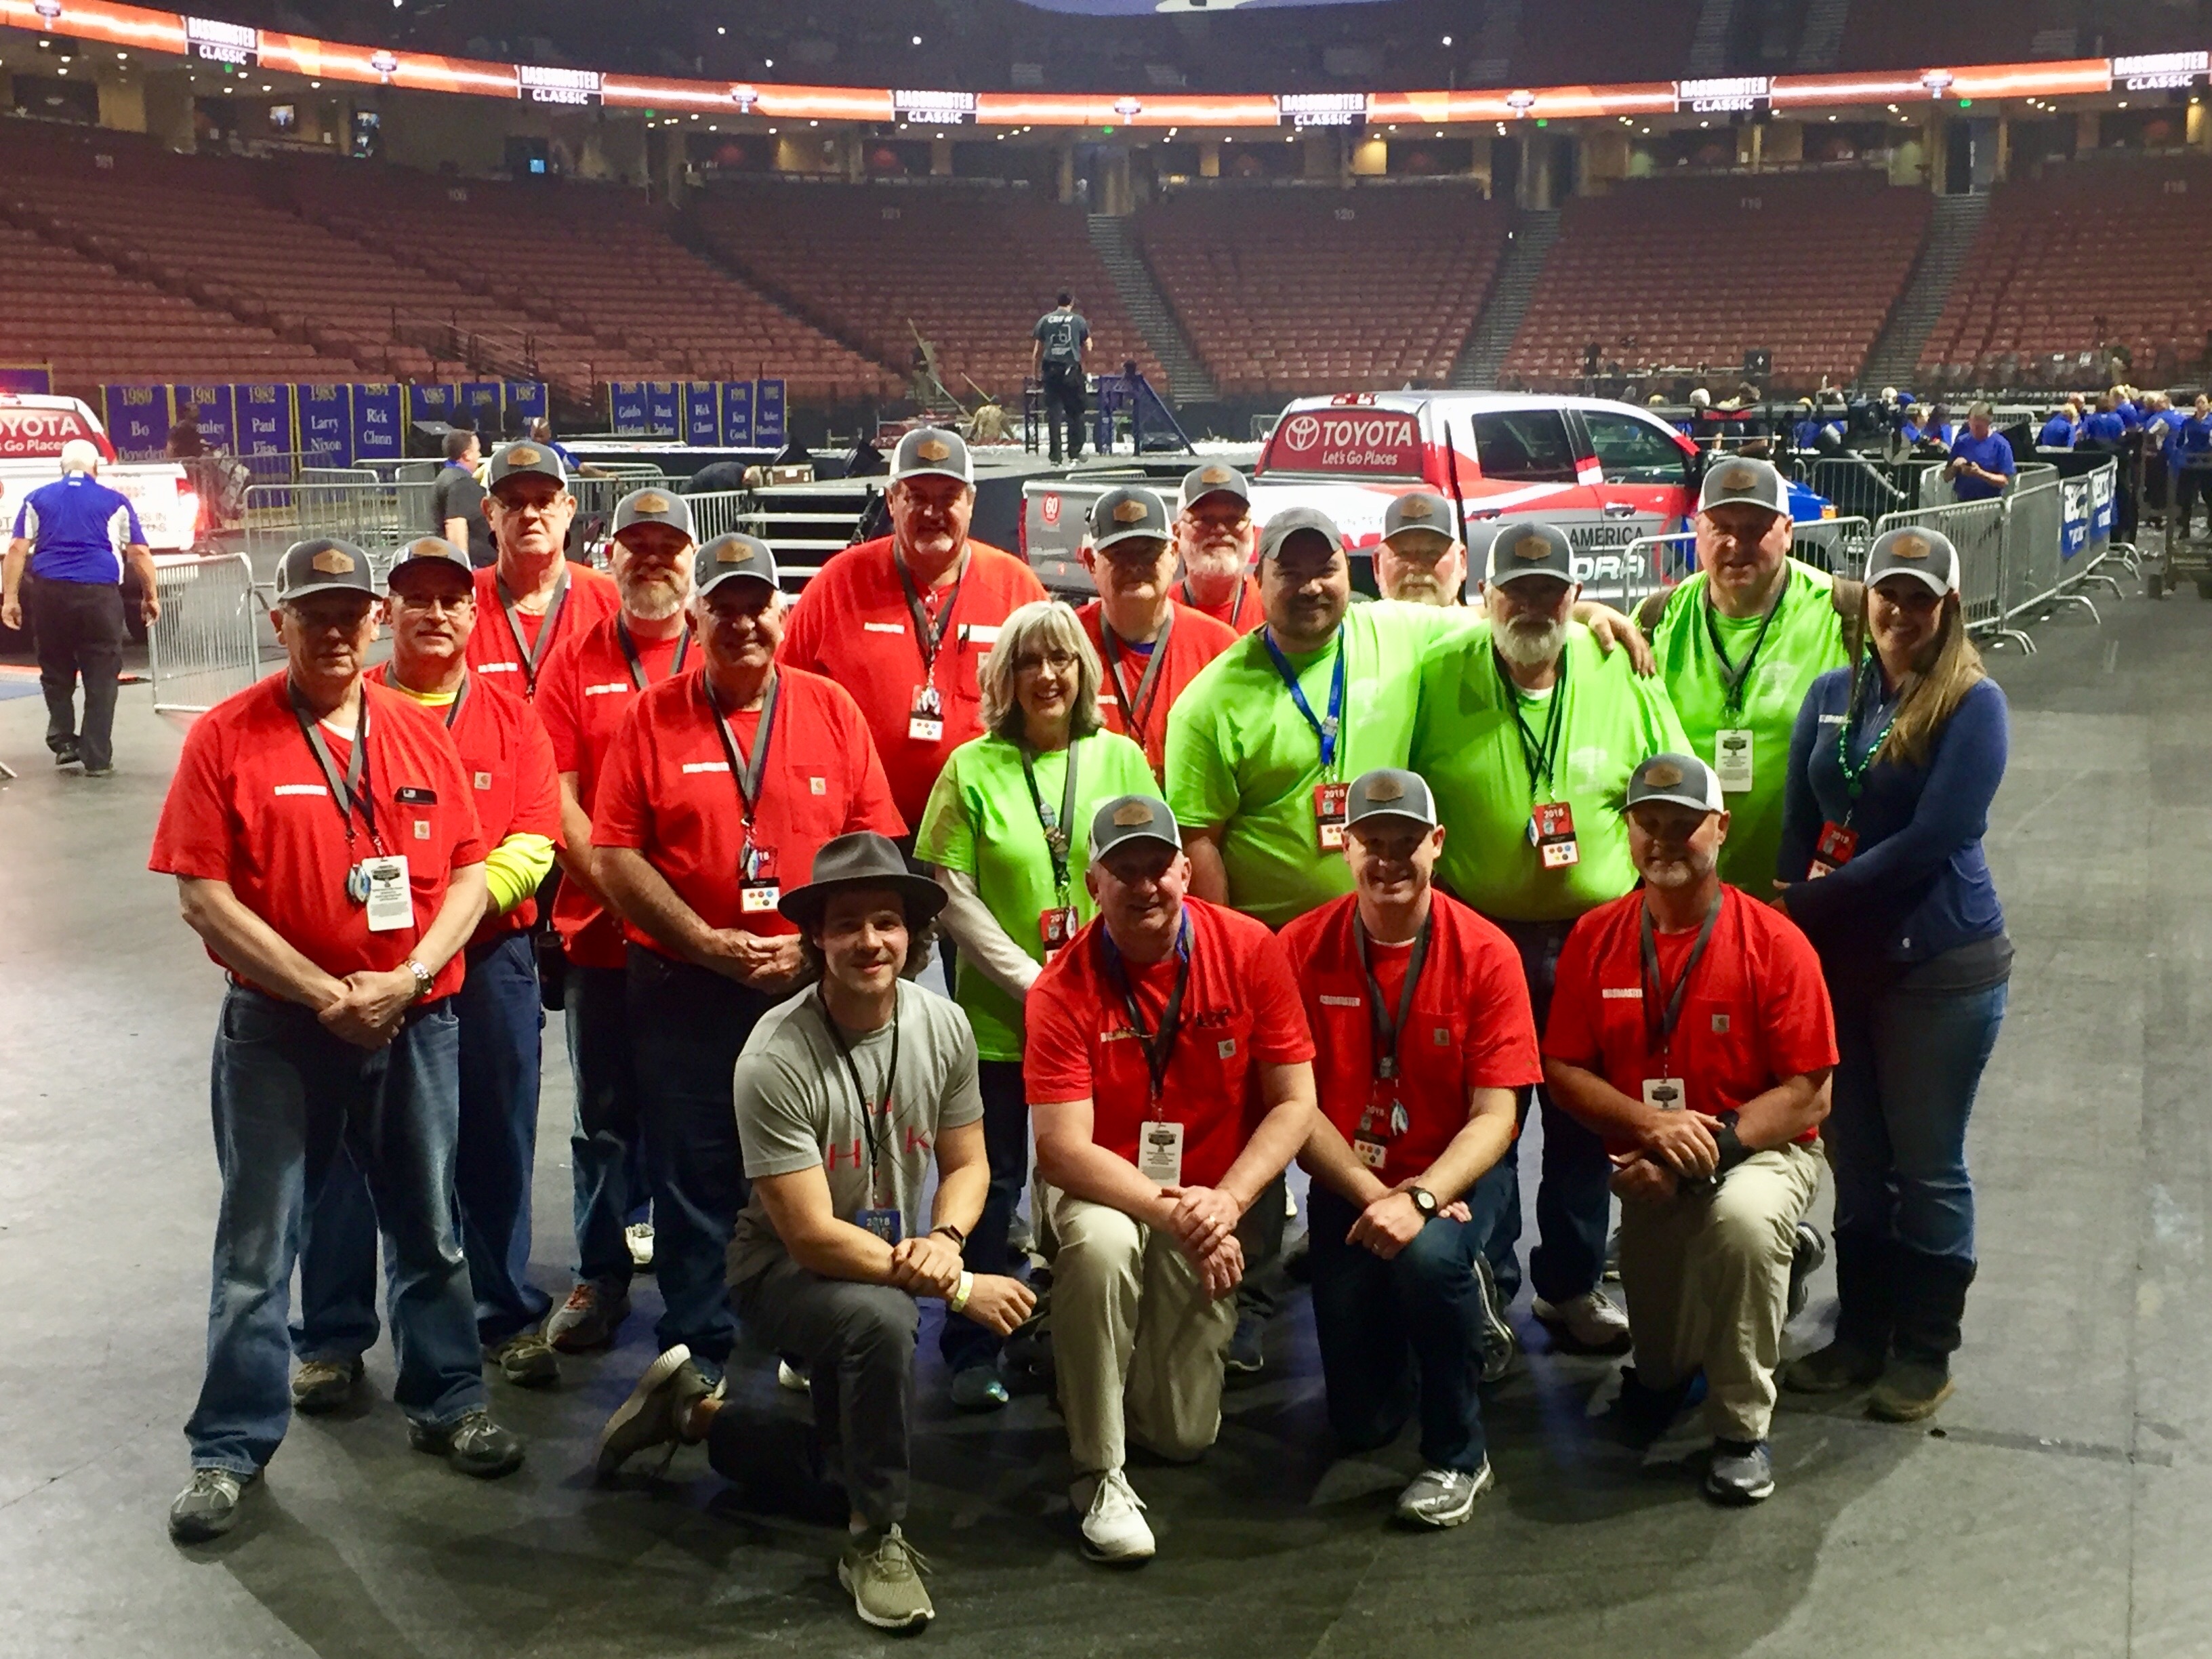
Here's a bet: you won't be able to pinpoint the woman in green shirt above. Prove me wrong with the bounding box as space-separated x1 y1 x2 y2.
916 598 1155 1408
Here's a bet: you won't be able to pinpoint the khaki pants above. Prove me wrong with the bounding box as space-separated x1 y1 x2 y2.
1618 1142 1820 1442
1042 1182 1240 1475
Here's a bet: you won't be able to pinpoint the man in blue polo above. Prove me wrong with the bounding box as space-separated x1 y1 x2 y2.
1 438 158 776
1945 403 2015 504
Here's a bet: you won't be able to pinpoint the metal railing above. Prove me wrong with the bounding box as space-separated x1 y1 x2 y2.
240 479 441 580
1616 518 1875 613
149 552 269 713
1801 457 1946 525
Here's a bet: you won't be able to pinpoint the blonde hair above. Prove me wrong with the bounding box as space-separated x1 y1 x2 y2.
1858 588 1987 769
979 598 1104 743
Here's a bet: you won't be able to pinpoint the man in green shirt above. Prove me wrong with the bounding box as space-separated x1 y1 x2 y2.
1410 520 1687 1355
1638 457 1857 896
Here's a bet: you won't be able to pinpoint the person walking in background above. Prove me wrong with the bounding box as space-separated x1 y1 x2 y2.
1033 291 1090 465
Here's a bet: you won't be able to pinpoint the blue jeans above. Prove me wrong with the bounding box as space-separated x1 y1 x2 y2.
293 933 552 1355
187 988 484 1474
565 961 646 1293
1827 979 2007 1264
1481 916 1613 1305
628 946 775 1368
940 1059 1029 1372
1307 1166 1515 1473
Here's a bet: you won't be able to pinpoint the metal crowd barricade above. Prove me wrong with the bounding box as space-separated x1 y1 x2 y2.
1999 465 2102 634
1873 493 2034 653
148 553 269 713
1616 517 1875 615
1805 457 1943 525
684 489 753 546
240 478 443 573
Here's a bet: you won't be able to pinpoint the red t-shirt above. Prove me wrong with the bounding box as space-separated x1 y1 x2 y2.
148 673 487 1000
465 560 621 699
591 667 905 952
1024 897 1316 1190
1179 573 1265 636
1543 885 1837 1154
368 663 560 941
537 613 695 967
1279 892 1542 1180
1076 598 1238 781
777 535 1046 827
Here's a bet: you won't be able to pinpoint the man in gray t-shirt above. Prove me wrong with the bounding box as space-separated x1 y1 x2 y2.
592 832 1033 1634
1032 290 1091 464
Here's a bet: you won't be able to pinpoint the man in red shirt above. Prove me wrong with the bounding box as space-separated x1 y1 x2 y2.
1543 753 1835 1506
1076 484 1237 781
291 536 564 1406
1027 794 1317 1565
535 489 699 1351
779 426 1047 835
466 441 621 699
594 532 904 1383
1281 769 1538 1529
151 537 524 1544
1172 464 1263 635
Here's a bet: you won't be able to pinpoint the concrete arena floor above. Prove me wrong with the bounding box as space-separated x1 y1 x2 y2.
0 588 2206 1659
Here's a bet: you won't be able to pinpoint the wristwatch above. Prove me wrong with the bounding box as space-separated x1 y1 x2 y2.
402 958 435 1001
1406 1186 1439 1220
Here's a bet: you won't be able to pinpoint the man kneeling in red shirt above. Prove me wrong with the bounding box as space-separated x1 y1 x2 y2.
1542 754 1835 1507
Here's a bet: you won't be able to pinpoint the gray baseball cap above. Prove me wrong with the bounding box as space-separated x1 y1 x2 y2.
1382 490 1456 546
383 535 474 588
486 440 566 495
1178 462 1250 514
695 532 779 598
1698 455 1789 516
1483 520 1576 588
1258 506 1344 562
1089 794 1183 862
276 537 378 603
612 486 696 545
1624 752 1724 815
1345 768 1439 830
1088 485 1173 554
1865 525 1961 596
890 426 974 486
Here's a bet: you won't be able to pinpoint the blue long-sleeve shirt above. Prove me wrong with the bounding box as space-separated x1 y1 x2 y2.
2036 414 2078 449
1778 667 2008 978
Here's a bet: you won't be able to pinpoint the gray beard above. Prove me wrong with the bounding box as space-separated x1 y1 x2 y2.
620 577 687 621
1390 575 1449 606
1641 850 1715 889
1494 617 1565 670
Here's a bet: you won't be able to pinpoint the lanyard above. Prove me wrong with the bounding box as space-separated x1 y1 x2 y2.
1835 657 1904 804
705 671 780 829
1019 739 1080 902
896 550 968 689
1495 642 1569 798
1639 896 1721 1071
817 991 901 1207
288 678 382 854
1355 912 1431 1084
1183 577 1247 630
1101 609 1172 745
496 568 569 695
1261 624 1347 778
442 671 470 732
1102 909 1191 1109
1703 581 1784 714
617 615 690 691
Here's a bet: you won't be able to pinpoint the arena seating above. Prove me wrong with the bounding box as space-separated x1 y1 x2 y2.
1917 157 2212 386
1132 186 1507 396
1503 171 1931 392
693 182 1162 402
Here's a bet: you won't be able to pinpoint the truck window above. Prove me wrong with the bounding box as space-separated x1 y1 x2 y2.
1582 410 1691 487
1469 410 1578 483
1261 406 1425 478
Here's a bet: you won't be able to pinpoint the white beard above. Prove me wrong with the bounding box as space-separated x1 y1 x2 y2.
1640 848 1715 889
1494 615 1566 670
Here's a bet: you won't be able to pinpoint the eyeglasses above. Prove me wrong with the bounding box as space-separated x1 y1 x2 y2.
1011 649 1078 674
388 589 475 613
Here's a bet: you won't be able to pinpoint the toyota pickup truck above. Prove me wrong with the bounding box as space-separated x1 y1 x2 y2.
1021 390 1839 602
0 394 201 557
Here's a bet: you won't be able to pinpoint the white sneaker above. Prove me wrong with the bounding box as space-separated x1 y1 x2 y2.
1532 1288 1633 1353
1074 1468 1155 1563
625 1223 655 1270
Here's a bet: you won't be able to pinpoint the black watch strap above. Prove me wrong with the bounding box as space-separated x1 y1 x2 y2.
1407 1185 1439 1218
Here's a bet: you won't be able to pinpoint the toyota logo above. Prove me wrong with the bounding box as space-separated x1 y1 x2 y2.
1284 415 1322 450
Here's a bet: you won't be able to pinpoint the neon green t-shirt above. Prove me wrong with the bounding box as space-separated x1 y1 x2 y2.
1650 560 1850 895
916 727 1157 1060
1411 619 1689 923
1164 601 1452 930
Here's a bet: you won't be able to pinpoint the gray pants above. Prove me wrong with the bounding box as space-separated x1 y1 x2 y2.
730 1255 920 1528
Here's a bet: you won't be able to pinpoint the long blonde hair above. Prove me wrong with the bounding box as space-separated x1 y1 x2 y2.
978 598 1105 743
1858 588 1986 769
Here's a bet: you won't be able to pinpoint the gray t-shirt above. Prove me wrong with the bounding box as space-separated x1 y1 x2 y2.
1035 308 1089 369
729 979 984 1282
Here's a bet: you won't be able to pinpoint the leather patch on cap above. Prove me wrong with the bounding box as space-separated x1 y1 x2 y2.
1641 760 1684 788
1198 465 1235 486
1718 465 1759 493
310 548 356 575
1365 775 1406 802
1112 497 1150 525
403 537 457 561
1890 533 1931 560
634 492 672 514
716 541 754 565
1397 495 1435 520
915 437 952 464
508 445 542 466
1513 532 1553 562
1111 801 1156 828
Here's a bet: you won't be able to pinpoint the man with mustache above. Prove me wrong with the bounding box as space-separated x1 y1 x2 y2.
290 537 564 1408
1408 523 1687 1358
1542 754 1836 1504
533 490 703 1353
1172 464 1264 635
593 533 904 1391
1026 794 1317 1564
1372 489 1467 607
466 442 618 700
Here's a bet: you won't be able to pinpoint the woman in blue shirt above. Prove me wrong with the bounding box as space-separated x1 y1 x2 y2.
1772 526 2009 1424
